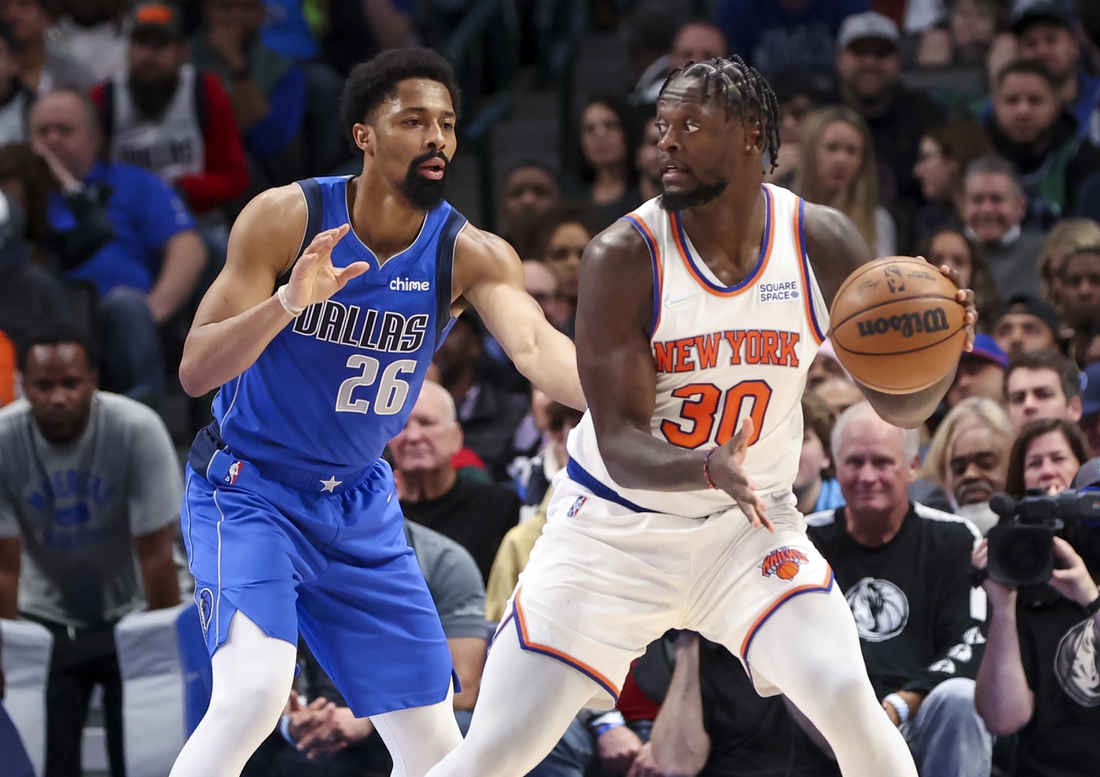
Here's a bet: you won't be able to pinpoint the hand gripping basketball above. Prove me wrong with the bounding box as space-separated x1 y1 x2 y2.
284 224 369 310
705 417 776 533
934 259 978 352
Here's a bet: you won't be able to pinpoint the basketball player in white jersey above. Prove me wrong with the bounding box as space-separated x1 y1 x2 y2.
425 57 976 777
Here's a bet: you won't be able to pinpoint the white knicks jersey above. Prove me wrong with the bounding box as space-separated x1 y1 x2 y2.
567 184 830 518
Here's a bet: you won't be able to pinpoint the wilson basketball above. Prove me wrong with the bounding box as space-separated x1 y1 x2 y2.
829 257 967 394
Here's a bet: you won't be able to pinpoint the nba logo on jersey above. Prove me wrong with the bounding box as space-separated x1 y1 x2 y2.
760 547 809 581
225 461 243 485
566 496 587 518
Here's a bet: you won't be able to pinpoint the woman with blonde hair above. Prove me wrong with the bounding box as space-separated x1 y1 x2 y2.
1037 218 1100 314
794 105 895 258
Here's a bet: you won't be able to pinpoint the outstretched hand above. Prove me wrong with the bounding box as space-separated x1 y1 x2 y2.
704 417 775 532
284 224 368 309
929 257 978 352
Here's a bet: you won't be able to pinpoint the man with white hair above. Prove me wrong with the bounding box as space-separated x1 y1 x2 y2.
391 381 521 583
806 402 991 777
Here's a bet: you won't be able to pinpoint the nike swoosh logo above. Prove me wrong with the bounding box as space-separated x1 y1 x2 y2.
664 295 696 309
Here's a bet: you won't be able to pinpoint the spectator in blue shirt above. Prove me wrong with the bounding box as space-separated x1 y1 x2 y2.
29 89 206 406
714 0 871 74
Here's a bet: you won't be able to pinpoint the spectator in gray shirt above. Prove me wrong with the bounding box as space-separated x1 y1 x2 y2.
0 321 182 777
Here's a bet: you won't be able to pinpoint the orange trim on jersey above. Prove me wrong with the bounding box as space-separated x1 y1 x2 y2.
739 566 835 660
670 186 774 297
793 198 825 345
512 588 621 702
622 213 663 337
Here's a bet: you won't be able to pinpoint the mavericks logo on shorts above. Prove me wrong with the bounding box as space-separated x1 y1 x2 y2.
760 546 808 581
197 588 214 636
225 461 243 485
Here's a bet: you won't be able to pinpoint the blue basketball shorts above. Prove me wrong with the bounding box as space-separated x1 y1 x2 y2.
180 447 454 717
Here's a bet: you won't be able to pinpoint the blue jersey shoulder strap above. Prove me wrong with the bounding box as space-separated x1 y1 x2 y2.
275 177 325 288
434 208 466 348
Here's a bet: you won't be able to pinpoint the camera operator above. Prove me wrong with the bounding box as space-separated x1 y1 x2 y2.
972 453 1100 777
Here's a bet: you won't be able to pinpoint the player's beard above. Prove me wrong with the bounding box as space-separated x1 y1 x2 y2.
399 150 449 211
659 179 728 212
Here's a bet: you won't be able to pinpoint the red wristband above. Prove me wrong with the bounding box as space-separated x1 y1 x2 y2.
703 448 719 489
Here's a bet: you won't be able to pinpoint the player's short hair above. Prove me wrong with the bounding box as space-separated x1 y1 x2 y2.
832 401 920 465
1005 349 1082 402
17 320 96 373
658 55 782 172
340 48 461 133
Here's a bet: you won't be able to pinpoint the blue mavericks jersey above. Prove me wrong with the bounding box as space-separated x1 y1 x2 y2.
211 176 466 478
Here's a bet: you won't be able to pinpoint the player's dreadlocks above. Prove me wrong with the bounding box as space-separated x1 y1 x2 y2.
659 54 782 173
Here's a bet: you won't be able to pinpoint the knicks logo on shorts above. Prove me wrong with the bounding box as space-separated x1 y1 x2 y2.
567 496 587 518
197 588 214 636
760 546 809 581
225 461 243 485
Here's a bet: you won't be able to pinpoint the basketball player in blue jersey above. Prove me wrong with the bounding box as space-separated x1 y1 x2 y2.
168 49 584 777
425 58 978 777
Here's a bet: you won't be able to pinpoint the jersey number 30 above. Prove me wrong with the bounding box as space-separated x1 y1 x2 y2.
660 380 772 448
335 355 416 415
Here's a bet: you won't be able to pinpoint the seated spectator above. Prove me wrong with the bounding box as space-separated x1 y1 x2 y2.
513 398 581 509
992 293 1060 358
912 121 991 241
2 0 94 93
1013 1 1100 144
807 338 850 389
631 20 728 106
794 105 896 257
715 0 872 75
91 2 250 230
765 71 828 187
973 456 1100 777
499 161 561 260
30 89 208 405
1004 349 1083 436
807 402 991 777
918 227 1001 332
984 60 1100 222
1036 217 1100 315
318 0 412 76
946 333 1008 407
796 390 844 514
570 94 641 229
1059 244 1100 366
914 0 1012 70
924 397 1014 534
391 380 521 581
531 202 599 324
432 311 530 481
0 322 182 776
962 154 1045 300
814 375 864 415
0 20 33 144
190 0 308 187
635 109 661 202
523 260 572 334
1080 362 1100 454
245 517 486 775
50 0 129 87
1004 416 1091 497
834 11 946 204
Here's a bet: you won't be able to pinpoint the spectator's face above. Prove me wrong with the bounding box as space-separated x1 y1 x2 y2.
950 0 996 48
815 377 864 415
1023 430 1080 494
389 387 462 474
835 38 900 102
914 137 958 202
927 230 973 289
1061 251 1100 326
1018 23 1079 83
432 320 481 383
669 23 727 70
580 102 627 169
994 72 1061 146
946 356 1004 406
796 426 829 490
1 0 50 44
778 95 816 146
1080 411 1100 456
636 117 662 186
1007 367 1080 433
543 222 589 298
205 0 265 37
29 93 100 180
501 167 559 236
946 425 1009 505
129 32 188 83
993 311 1056 358
963 172 1026 242
523 259 570 329
815 120 863 197
807 352 847 390
835 414 915 518
22 343 97 444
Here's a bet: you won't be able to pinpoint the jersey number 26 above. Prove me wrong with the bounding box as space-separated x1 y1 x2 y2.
335 355 416 415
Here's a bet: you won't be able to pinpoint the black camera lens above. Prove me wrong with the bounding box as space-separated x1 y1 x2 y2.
988 524 1055 587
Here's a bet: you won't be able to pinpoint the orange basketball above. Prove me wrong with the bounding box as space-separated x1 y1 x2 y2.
829 257 967 395
776 560 800 581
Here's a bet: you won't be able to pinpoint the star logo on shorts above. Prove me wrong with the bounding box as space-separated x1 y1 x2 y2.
320 476 342 493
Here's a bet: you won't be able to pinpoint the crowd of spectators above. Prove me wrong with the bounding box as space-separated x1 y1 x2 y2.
1 0 1100 775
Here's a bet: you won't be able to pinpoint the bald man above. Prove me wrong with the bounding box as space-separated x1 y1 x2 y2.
391 382 521 582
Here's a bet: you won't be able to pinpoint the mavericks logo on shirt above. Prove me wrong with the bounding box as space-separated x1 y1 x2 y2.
1055 619 1100 707
845 577 910 642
